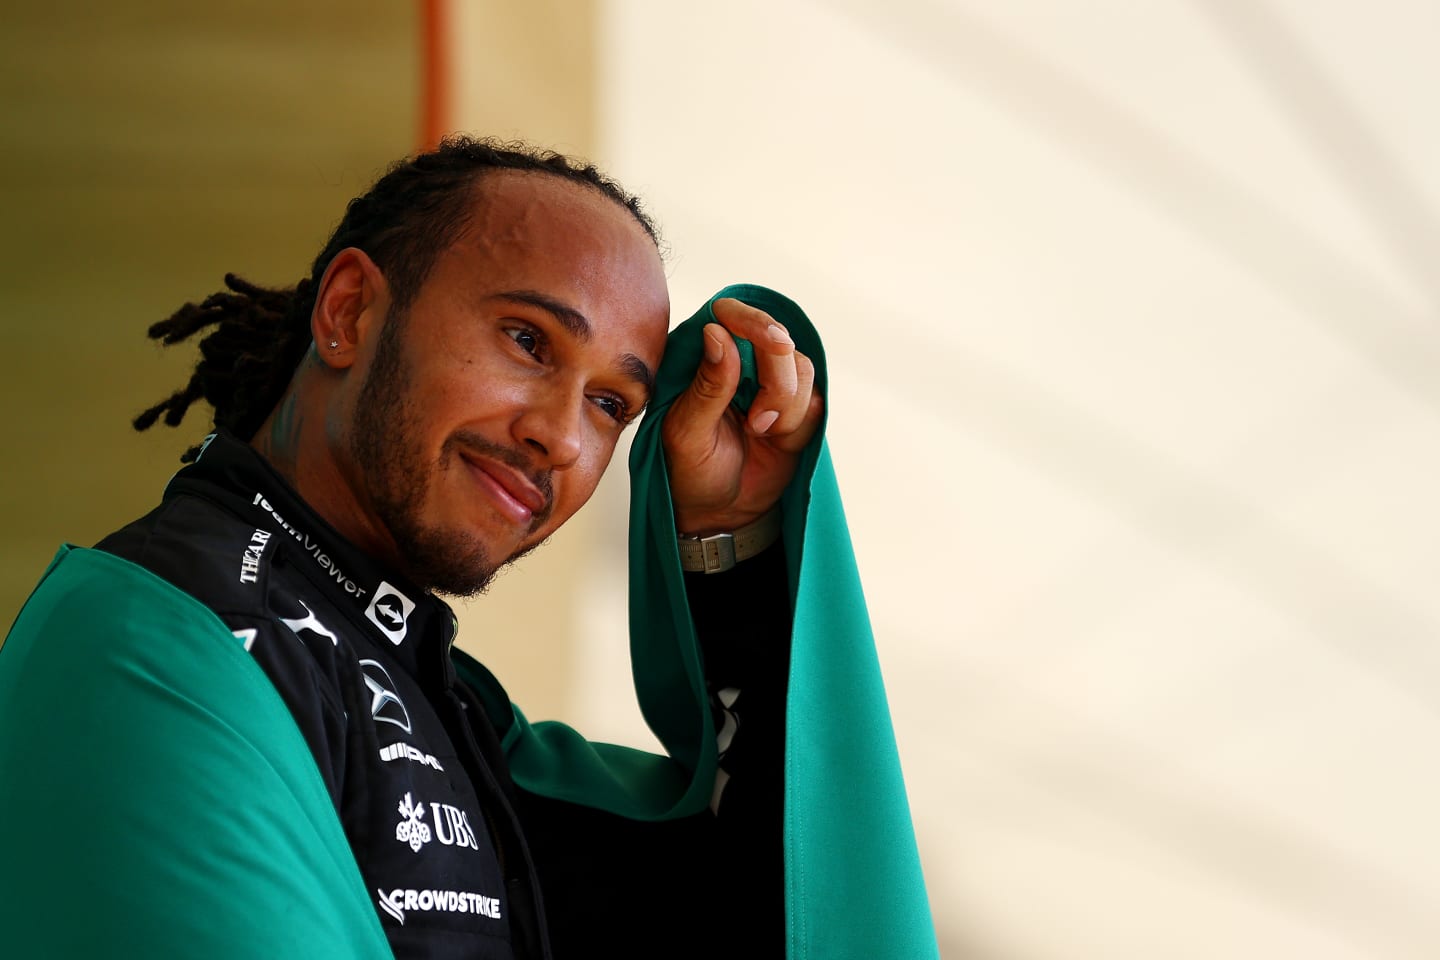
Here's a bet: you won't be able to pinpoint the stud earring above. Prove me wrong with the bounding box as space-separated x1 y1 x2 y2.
328 339 340 349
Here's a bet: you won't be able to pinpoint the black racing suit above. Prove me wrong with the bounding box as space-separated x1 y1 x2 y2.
97 433 787 959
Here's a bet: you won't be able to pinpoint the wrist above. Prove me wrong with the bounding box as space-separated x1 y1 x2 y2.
674 501 777 539
677 505 782 574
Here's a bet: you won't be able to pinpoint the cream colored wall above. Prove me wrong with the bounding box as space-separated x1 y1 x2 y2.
449 0 598 155
584 1 1440 957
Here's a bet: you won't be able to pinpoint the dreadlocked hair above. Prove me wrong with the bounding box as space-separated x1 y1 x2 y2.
136 134 662 462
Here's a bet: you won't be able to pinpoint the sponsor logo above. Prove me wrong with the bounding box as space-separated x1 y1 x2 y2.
393 791 480 854
379 742 443 772
238 528 273 584
395 792 431 852
232 628 258 653
431 801 480 851
280 599 339 647
376 887 502 926
366 581 415 645
360 659 411 734
251 493 369 599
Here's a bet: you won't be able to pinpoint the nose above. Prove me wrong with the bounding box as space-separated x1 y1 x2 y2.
513 384 583 469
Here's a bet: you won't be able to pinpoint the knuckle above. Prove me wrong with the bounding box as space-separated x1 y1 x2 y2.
691 371 727 400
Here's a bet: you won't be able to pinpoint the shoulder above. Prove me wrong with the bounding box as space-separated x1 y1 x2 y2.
1 544 276 733
93 492 358 710
7 543 235 652
98 493 280 623
0 546 388 960
1 543 347 804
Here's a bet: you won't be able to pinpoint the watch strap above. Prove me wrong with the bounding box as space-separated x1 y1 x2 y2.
677 506 783 574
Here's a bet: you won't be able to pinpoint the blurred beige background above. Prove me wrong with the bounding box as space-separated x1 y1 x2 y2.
0 0 419 616
6 2 1440 957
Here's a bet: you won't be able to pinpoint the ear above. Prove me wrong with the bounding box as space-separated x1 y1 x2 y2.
311 247 389 370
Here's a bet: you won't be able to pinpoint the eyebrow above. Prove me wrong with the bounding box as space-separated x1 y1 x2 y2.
494 290 592 342
620 353 655 396
494 289 654 396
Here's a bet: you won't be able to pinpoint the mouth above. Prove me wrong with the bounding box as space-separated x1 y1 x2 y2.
456 448 549 528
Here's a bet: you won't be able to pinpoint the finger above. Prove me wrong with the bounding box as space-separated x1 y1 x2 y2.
709 299 799 435
766 349 817 438
662 322 740 454
746 325 800 437
769 387 824 455
709 298 788 345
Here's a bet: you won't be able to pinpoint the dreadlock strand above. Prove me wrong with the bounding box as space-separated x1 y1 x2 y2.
163 380 205 427
131 376 205 431
136 275 305 441
146 302 217 346
132 393 179 431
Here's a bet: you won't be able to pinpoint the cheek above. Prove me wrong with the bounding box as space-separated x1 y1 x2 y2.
586 428 622 475
434 355 528 418
550 436 618 517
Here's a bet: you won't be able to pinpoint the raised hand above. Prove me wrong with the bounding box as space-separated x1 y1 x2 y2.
661 298 824 536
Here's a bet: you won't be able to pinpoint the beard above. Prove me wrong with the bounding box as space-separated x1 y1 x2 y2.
348 313 551 597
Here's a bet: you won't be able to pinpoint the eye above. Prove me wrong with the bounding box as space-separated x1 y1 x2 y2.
590 394 630 424
505 325 544 358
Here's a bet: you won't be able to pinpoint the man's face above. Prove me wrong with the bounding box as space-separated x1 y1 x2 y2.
344 171 670 595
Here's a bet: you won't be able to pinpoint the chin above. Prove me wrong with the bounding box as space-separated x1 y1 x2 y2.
386 518 500 598
418 550 499 598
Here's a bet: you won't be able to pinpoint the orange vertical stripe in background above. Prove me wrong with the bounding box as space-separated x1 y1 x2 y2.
419 0 451 150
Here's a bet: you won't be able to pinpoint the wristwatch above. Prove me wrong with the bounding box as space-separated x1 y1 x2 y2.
677 506 782 574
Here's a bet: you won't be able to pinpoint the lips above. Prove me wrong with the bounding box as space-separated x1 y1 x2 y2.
457 450 548 526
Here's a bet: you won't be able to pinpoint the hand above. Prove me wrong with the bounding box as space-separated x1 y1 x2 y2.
662 298 824 535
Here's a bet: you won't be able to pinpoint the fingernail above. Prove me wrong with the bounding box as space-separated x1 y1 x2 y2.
752 409 779 434
766 324 793 346
704 329 724 363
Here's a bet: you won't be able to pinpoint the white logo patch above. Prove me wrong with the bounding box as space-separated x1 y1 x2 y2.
377 887 502 925
251 493 369 599
431 802 480 851
366 581 415 645
238 528 272 585
280 600 339 647
393 791 481 854
395 792 431 852
380 742 443 772
360 659 411 734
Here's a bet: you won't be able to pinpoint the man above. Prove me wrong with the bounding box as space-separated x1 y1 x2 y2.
2 138 819 958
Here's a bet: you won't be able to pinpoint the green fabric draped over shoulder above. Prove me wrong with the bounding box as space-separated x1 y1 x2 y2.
478 284 939 959
0 547 393 959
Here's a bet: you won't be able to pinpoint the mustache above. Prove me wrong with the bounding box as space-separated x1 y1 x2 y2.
448 430 555 528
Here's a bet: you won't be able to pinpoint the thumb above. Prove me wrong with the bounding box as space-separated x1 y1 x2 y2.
665 322 743 457
680 322 741 419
